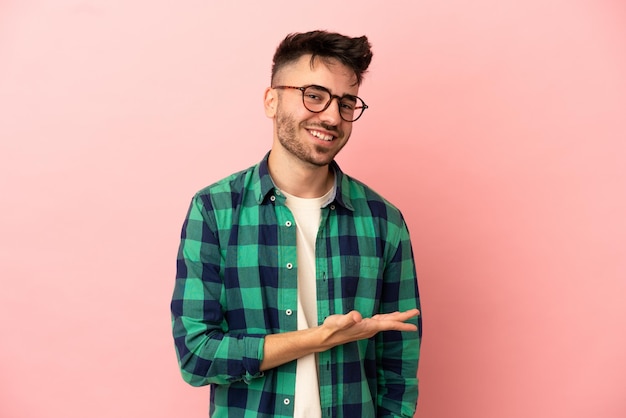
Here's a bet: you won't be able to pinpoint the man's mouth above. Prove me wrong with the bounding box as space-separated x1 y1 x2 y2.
308 129 335 142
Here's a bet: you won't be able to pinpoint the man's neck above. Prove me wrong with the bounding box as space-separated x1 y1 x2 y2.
267 150 335 198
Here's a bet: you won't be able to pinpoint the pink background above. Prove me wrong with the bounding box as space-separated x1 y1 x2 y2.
1 1 625 417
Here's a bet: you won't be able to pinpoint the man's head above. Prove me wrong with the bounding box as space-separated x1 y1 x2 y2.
265 31 373 170
271 31 373 87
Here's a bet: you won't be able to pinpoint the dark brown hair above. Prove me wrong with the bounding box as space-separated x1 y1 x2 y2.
271 30 373 86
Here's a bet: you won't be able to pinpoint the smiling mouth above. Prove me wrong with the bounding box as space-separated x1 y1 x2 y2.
308 129 335 142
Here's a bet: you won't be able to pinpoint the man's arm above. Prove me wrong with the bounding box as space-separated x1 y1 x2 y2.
171 195 266 386
376 218 422 417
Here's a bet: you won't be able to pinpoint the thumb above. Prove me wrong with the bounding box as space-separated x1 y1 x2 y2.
347 310 363 324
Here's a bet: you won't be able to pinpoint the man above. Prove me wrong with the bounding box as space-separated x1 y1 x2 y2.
171 30 421 417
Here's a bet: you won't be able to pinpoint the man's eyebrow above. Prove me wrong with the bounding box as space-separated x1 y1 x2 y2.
306 84 358 100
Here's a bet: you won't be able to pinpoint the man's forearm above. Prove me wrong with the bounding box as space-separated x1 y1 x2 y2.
260 327 323 371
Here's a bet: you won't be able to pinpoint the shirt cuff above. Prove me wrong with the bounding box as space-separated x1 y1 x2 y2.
242 335 265 383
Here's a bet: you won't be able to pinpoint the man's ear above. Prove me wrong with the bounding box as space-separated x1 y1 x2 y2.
264 87 277 118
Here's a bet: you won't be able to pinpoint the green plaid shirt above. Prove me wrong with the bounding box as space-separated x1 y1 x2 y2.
171 153 421 417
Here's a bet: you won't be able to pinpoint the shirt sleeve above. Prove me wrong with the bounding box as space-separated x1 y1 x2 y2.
171 193 265 387
376 217 421 417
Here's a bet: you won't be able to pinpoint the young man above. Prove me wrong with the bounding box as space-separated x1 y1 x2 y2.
171 30 422 417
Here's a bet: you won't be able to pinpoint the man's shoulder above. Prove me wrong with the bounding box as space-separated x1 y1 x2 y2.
340 172 403 216
195 162 259 198
186 161 266 216
339 172 410 243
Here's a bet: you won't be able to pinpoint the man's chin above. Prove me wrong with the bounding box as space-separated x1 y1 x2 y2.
306 152 335 167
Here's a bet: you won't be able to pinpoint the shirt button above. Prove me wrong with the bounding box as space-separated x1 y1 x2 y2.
285 309 292 316
330 204 336 210
285 221 292 227
283 398 290 405
286 263 293 269
270 195 276 202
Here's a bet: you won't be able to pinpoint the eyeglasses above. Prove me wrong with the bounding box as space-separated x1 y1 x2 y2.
272 85 368 122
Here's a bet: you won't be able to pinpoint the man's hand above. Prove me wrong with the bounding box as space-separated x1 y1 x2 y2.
260 309 420 371
317 309 420 351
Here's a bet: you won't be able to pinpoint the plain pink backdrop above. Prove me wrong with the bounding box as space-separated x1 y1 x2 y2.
1 1 625 417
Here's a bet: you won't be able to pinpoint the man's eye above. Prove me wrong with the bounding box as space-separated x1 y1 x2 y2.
340 101 355 110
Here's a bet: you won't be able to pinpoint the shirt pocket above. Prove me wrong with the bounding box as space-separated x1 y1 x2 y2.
337 256 382 315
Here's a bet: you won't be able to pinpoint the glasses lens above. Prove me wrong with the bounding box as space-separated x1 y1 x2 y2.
338 96 365 122
302 86 366 122
302 86 331 112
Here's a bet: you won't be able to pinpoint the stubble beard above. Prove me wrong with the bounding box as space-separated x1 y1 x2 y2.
275 108 348 168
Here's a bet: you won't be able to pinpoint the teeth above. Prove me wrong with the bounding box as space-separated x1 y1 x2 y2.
309 130 334 141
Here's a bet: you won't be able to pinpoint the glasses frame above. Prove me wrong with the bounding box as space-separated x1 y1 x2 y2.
272 85 368 122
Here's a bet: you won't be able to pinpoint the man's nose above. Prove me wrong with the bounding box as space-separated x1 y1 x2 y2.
318 97 343 125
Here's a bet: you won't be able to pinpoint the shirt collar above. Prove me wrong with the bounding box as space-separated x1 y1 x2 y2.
254 151 355 211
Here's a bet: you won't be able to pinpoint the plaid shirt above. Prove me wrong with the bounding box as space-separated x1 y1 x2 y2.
171 153 421 417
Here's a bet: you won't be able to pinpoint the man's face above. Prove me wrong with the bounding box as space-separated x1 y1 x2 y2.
268 55 359 168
